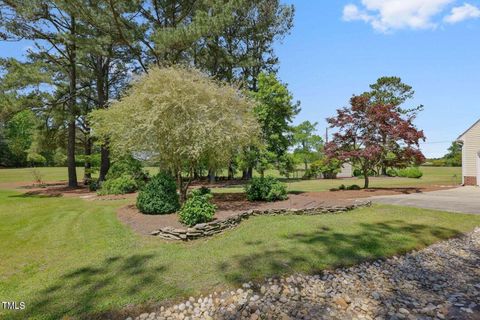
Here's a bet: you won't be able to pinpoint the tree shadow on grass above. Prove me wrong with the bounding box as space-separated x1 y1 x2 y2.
364 187 423 194
218 220 478 319
9 191 62 198
218 220 461 286
5 254 180 320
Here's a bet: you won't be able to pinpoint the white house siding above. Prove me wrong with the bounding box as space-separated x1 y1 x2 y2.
458 120 480 185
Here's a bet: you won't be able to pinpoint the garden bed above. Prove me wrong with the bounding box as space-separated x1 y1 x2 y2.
117 192 373 238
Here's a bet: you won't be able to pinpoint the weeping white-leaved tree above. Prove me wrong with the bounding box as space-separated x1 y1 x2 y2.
90 66 259 202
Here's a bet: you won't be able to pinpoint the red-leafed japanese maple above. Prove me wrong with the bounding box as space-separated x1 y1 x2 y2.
325 95 426 188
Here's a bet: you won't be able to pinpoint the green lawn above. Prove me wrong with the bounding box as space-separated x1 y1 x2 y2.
0 167 85 184
0 186 478 320
0 166 461 194
212 166 462 193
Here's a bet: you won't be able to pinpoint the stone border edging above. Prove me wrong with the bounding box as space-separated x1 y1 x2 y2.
150 201 372 241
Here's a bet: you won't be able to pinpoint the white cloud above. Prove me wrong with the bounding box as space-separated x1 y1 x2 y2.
343 0 455 32
444 3 480 23
343 4 372 23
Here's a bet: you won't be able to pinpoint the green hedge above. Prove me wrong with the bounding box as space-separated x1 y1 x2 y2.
136 172 180 215
245 176 288 202
396 167 423 179
97 175 138 195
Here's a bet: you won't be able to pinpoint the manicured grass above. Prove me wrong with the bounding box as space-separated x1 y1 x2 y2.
0 187 478 319
0 166 461 193
212 166 462 193
0 167 85 184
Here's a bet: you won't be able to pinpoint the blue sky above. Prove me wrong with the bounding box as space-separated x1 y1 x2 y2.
1 0 479 158
276 0 480 158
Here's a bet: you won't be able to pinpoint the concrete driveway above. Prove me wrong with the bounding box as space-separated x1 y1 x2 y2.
371 187 480 214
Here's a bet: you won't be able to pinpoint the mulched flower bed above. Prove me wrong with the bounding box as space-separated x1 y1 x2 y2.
117 192 370 236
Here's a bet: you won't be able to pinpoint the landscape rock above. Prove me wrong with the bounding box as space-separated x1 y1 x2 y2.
151 201 371 241
128 227 480 320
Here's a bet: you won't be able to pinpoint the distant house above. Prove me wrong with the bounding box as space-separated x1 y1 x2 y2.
457 119 480 186
337 163 353 178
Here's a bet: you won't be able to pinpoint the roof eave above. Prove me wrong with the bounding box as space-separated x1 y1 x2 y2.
456 119 480 142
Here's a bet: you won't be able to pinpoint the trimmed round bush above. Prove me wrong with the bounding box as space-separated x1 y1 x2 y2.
397 167 423 179
179 193 216 227
98 175 137 195
136 172 180 214
245 176 288 202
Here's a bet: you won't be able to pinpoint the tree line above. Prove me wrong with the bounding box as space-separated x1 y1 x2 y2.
0 1 428 189
0 0 297 187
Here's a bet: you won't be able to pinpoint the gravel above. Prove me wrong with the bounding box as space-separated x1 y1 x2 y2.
127 228 480 320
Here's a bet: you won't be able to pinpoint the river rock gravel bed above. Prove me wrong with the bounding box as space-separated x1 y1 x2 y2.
127 228 480 320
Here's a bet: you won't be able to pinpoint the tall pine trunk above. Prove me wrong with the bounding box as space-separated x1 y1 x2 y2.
228 162 234 180
96 57 110 182
67 16 78 188
67 118 77 187
83 132 92 184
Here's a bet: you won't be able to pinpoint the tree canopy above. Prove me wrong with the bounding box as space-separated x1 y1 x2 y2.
91 66 259 200
292 121 323 171
0 0 294 185
326 95 425 188
253 72 299 158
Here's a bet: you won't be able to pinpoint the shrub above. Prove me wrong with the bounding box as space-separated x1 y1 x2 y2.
75 155 86 167
346 184 361 190
98 175 137 195
266 182 288 202
310 158 342 179
107 156 148 187
88 180 99 192
53 149 67 166
179 193 216 227
386 168 398 177
245 176 288 202
27 152 47 166
191 186 211 196
136 172 180 214
353 169 363 177
336 184 361 191
353 168 375 178
429 159 446 167
303 168 315 179
397 167 423 179
31 169 44 185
